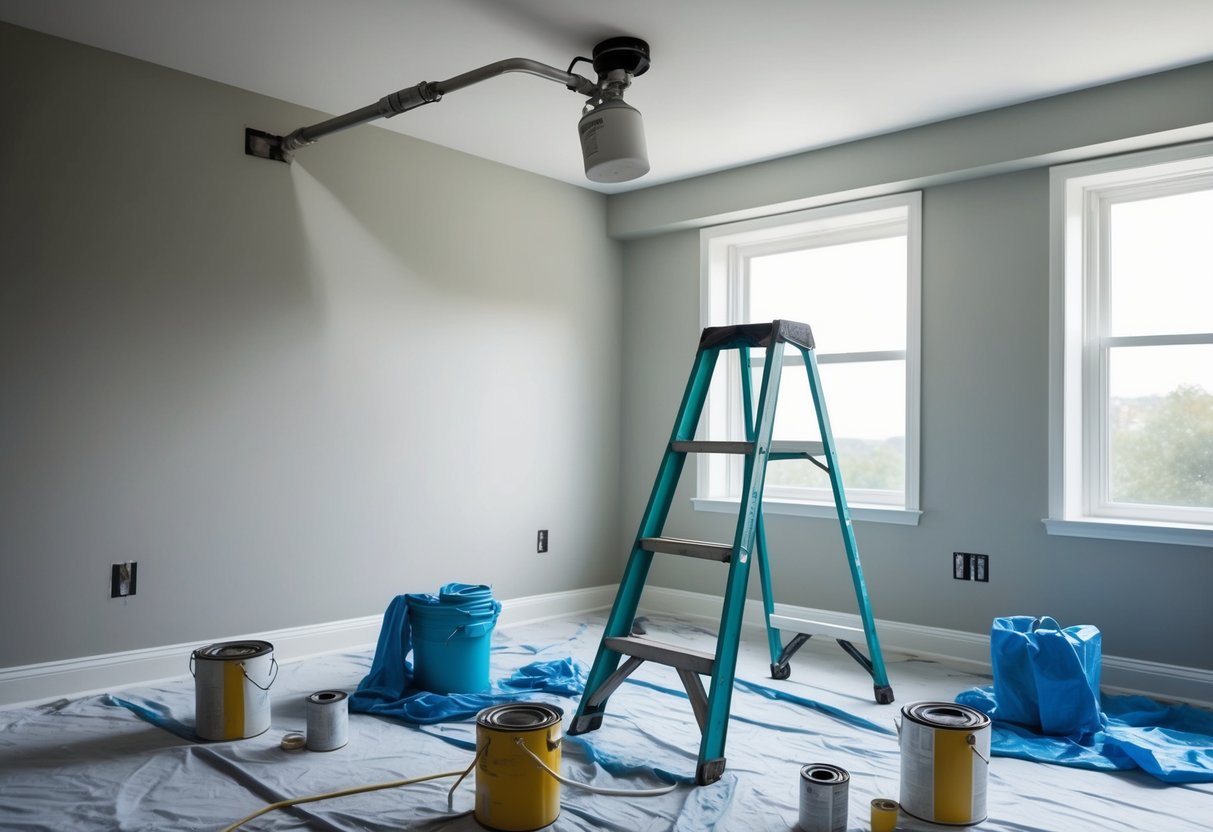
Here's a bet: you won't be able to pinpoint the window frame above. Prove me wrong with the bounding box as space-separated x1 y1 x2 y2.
696 192 922 525
1047 141 1213 547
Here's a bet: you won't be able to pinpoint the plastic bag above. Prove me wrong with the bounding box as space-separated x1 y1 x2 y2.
990 615 1104 739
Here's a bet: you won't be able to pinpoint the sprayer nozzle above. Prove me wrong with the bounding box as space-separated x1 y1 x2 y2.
245 128 291 163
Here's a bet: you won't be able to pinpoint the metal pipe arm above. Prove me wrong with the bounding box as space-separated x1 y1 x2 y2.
281 57 597 153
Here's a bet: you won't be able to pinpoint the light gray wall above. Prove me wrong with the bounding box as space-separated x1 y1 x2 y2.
617 69 1213 670
0 23 622 668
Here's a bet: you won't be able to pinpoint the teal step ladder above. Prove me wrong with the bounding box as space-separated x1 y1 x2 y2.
568 319 894 786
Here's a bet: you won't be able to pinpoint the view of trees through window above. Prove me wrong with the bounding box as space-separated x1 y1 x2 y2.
1111 385 1213 508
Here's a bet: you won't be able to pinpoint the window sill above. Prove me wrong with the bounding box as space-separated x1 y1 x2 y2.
692 497 922 526
1043 518 1213 548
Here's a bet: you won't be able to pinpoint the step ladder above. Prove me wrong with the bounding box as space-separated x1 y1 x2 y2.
568 319 894 786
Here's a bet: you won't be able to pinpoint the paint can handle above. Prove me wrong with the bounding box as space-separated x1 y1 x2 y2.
189 654 195 678
1033 616 1062 631
966 732 989 765
239 658 279 691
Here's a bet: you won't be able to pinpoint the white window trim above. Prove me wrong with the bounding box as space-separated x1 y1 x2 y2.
1048 140 1213 547
698 192 922 525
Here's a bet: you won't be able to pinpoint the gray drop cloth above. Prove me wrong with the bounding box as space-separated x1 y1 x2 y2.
1 612 1210 831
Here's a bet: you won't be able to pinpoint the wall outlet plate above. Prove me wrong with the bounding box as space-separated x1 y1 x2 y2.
111 561 138 597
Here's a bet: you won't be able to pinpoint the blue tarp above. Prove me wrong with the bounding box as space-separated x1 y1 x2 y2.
956 686 1213 784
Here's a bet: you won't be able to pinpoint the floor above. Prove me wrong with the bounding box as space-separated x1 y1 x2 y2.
1 611 1210 831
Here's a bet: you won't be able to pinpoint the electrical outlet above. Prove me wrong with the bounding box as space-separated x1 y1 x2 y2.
952 552 970 580
952 552 989 583
111 561 137 598
972 553 989 582
537 530 548 553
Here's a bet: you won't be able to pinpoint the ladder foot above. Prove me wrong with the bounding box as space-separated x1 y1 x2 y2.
569 713 604 735
696 758 727 786
874 684 895 705
769 662 791 681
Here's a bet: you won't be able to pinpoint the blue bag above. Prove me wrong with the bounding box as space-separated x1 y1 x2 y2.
990 615 1104 739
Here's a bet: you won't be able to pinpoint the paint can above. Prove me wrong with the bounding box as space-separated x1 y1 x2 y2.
190 640 277 741
474 703 563 832
898 701 991 826
305 690 349 751
870 798 899 832
798 763 849 832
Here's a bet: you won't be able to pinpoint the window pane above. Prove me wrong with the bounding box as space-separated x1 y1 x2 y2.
748 236 906 353
1107 189 1213 337
1108 344 1213 508
764 360 906 492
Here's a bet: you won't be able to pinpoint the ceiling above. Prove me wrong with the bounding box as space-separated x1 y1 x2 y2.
4 0 1213 193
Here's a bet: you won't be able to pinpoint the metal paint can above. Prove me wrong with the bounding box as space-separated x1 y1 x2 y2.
898 701 991 826
305 690 349 751
475 703 563 831
798 763 849 832
190 640 277 741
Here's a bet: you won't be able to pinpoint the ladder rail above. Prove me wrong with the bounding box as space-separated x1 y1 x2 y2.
697 339 788 774
799 346 891 692
742 345 784 668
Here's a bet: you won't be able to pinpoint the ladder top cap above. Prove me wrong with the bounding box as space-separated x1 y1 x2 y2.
699 320 815 351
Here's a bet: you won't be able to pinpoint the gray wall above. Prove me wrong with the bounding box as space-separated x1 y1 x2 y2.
618 67 1213 670
0 23 622 668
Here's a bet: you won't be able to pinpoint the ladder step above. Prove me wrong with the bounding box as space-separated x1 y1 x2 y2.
668 440 826 458
671 440 755 454
604 636 717 676
641 536 733 563
769 440 825 458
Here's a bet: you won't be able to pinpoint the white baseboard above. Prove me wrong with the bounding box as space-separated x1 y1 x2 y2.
639 586 1213 708
0 586 615 710
4 583 1208 710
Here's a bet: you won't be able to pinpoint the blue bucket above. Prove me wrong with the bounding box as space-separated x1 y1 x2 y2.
407 583 501 694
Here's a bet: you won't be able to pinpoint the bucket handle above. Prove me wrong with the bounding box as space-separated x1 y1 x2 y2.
240 658 279 691
966 732 989 765
188 655 278 692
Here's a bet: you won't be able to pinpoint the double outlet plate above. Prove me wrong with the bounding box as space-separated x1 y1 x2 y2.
953 552 989 582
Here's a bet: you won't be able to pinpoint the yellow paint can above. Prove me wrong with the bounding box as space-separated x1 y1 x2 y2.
474 703 563 831
190 640 277 741
898 701 990 826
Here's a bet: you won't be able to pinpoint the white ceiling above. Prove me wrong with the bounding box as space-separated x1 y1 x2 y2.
4 0 1213 193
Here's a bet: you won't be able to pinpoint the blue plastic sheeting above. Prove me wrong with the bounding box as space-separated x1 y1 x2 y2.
957 686 1213 783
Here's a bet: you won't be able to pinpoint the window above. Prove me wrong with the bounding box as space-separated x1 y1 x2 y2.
697 193 921 524
1048 142 1213 546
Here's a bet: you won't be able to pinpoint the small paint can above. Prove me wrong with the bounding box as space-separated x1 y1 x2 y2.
870 798 899 832
798 763 849 832
475 702 563 832
898 701 991 826
190 640 277 741
305 690 349 751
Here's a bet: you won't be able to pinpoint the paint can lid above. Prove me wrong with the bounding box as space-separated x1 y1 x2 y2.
800 763 850 784
193 640 274 661
476 703 563 731
903 701 990 730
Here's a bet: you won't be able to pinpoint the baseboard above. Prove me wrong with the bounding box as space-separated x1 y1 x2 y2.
639 586 1213 707
0 585 615 710
6 584 1208 710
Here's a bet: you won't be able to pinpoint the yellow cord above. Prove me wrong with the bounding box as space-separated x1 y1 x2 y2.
221 767 466 832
